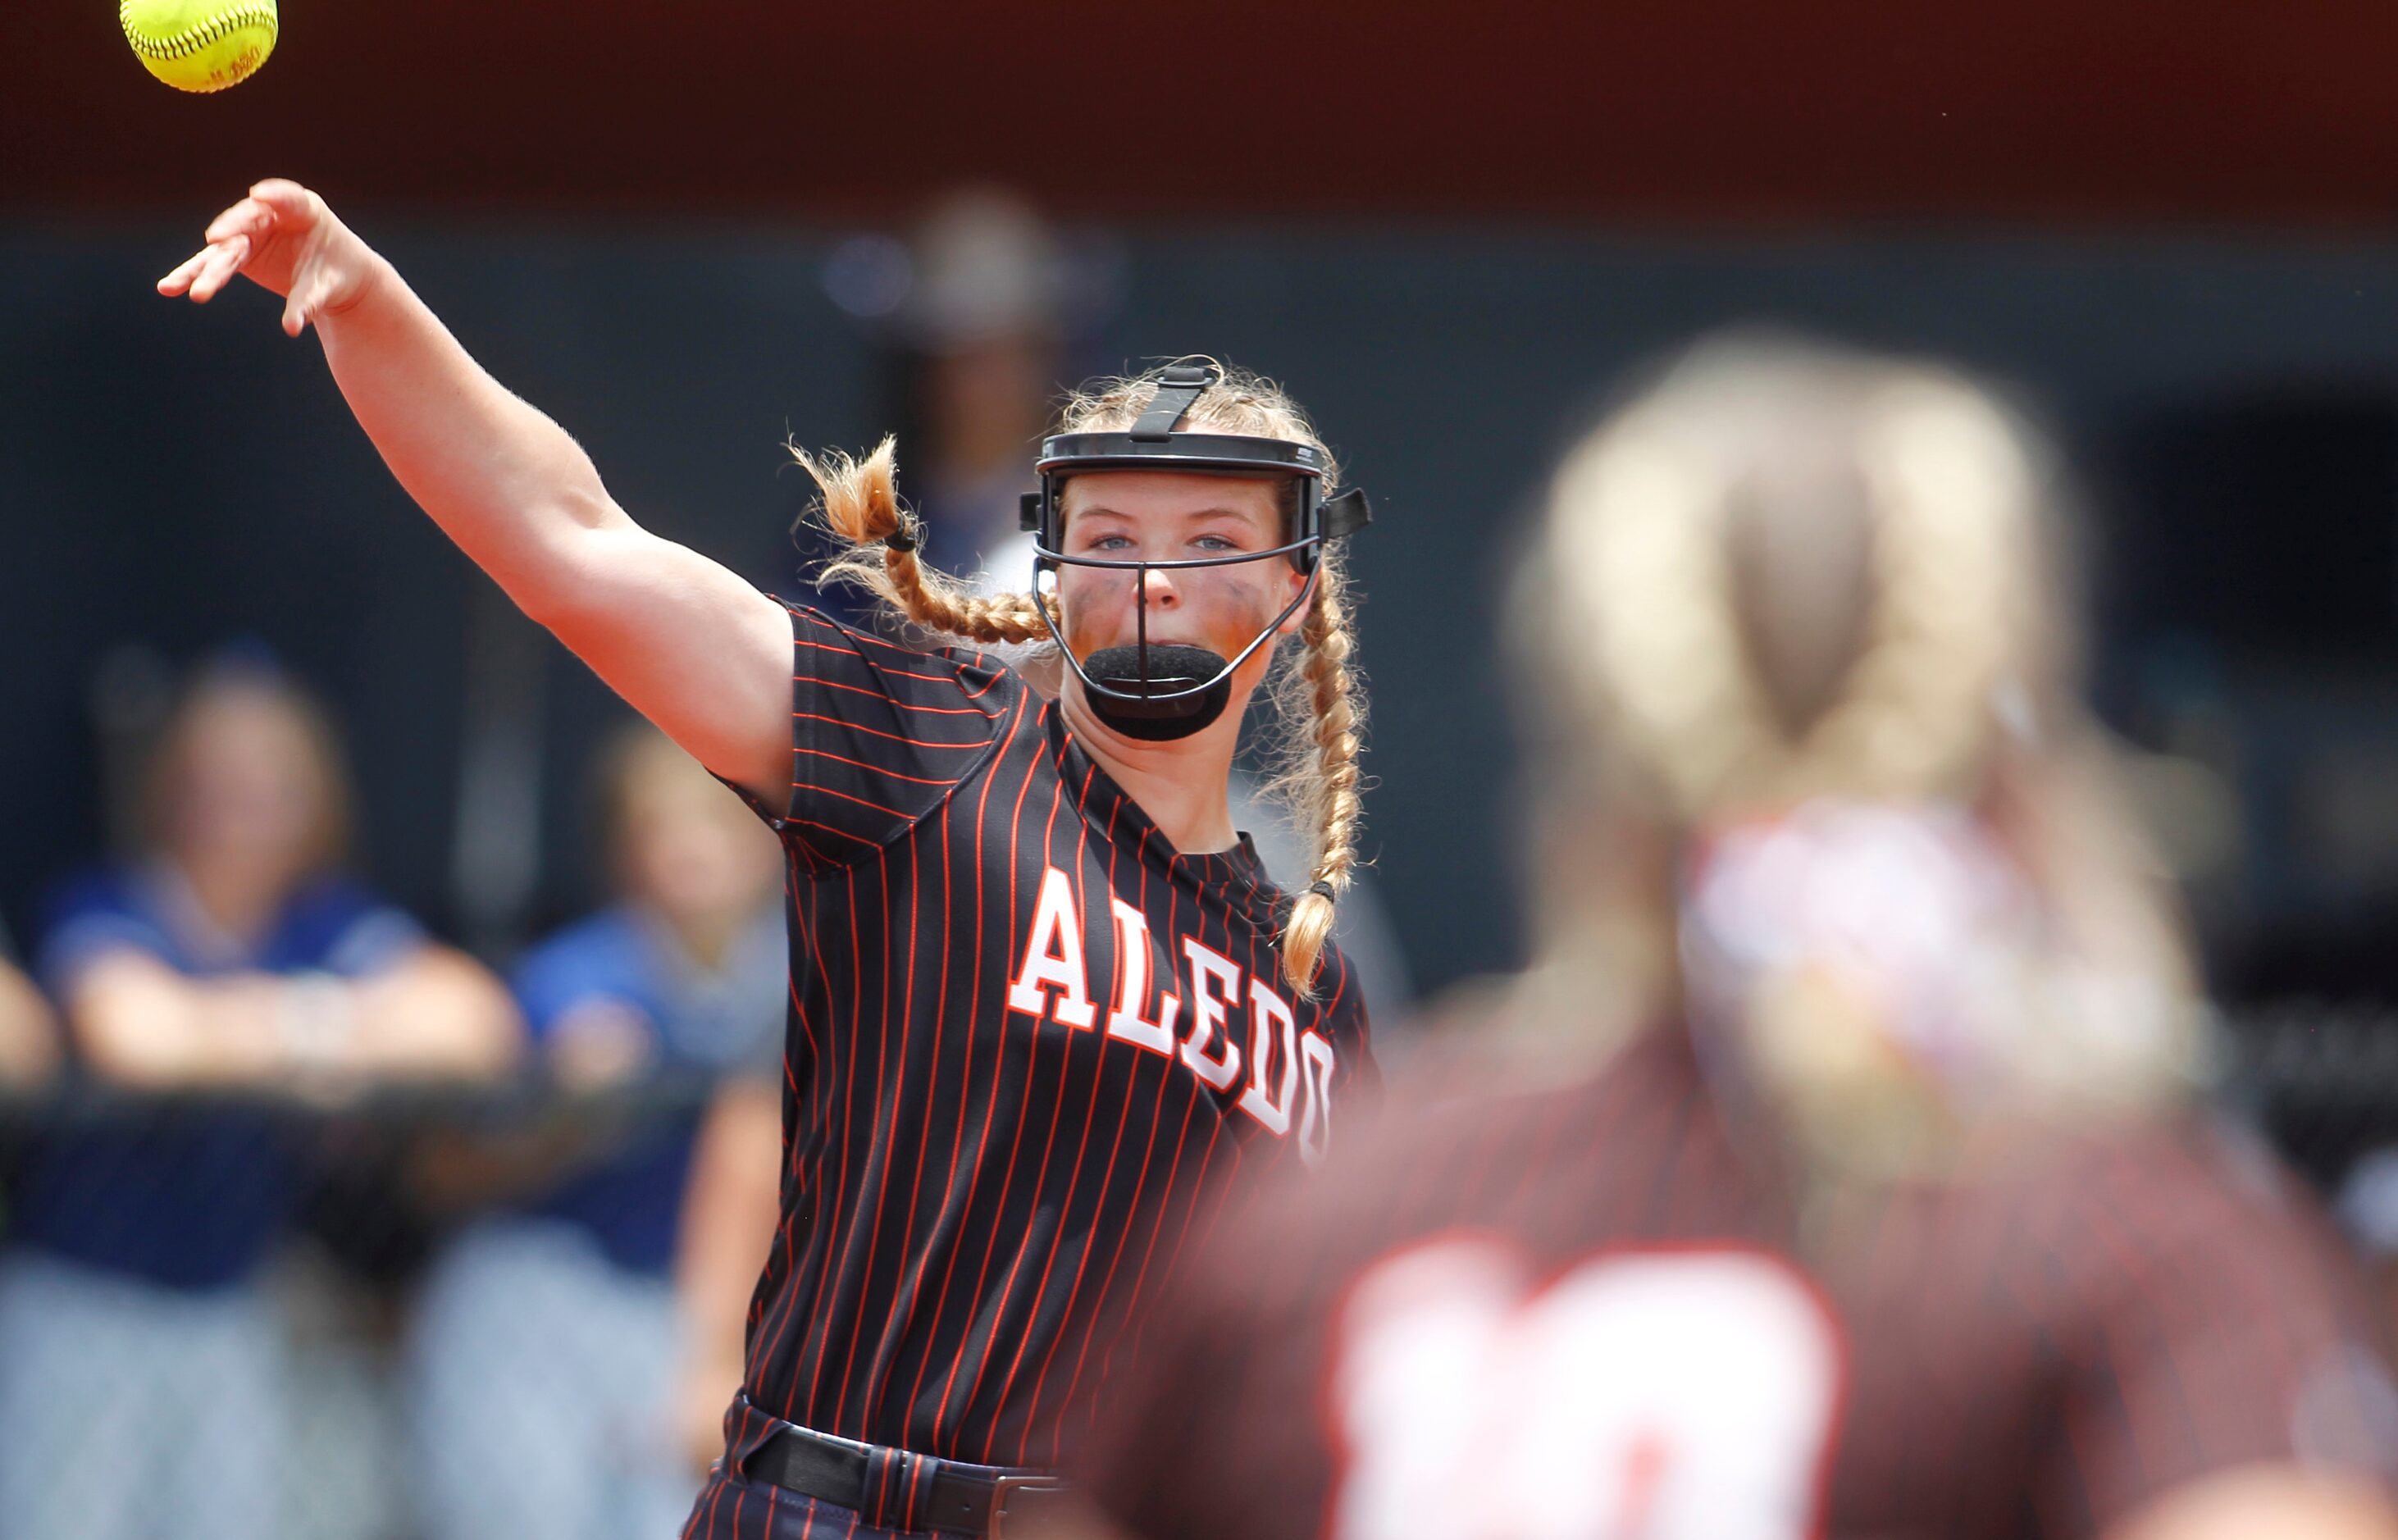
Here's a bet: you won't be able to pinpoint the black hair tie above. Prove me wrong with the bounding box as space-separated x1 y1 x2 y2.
883 526 919 554
1307 880 1337 901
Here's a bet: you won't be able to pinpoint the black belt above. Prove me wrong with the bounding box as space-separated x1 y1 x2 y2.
741 1423 1070 1538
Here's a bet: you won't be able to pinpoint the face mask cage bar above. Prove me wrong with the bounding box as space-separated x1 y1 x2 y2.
1028 535 1328 713
1016 385 1372 716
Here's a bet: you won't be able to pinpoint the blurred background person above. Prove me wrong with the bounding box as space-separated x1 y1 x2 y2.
888 188 1074 594
1061 336 2398 1540
0 653 519 1540
674 1069 784 1474
404 722 786 1540
0 924 58 1283
0 926 57 1089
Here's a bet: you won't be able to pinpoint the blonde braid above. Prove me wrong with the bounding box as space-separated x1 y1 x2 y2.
1061 362 1368 995
791 435 1054 646
1272 551 1366 997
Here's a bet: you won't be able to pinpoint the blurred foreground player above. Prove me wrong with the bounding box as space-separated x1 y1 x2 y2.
2340 1147 2398 1353
1065 337 2398 1540
161 183 1378 1538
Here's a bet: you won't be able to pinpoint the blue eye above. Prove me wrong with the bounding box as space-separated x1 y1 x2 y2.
1088 534 1135 552
1192 535 1239 553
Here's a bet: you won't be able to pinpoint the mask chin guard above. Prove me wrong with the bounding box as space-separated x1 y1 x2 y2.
1017 361 1374 730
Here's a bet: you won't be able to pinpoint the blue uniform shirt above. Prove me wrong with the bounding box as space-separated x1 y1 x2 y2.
510 905 784 1277
10 864 424 1291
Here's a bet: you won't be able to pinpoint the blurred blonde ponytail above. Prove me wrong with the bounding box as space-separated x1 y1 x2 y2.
1270 551 1367 996
1517 335 2200 1169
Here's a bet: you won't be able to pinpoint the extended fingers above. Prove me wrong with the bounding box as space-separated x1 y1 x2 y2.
156 246 212 296
185 235 253 303
162 194 271 299
156 236 246 299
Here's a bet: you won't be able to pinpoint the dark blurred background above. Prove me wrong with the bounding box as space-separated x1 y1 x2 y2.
11 0 2398 1006
15 226 2398 1007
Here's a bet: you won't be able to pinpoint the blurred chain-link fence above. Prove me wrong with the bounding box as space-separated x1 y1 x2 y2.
0 1077 730 1540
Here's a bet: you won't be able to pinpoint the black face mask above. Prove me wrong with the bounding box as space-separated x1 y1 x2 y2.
1078 643 1233 741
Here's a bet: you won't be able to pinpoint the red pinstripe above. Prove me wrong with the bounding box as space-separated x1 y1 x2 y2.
809 677 994 715
758 871 845 1416
791 713 992 750
748 863 844 1391
1111 876 1265 1380
937 742 1073 1436
899 690 1039 1446
792 746 966 788
1098 868 1256 1381
792 636 984 685
792 609 978 670
882 694 1030 1439
1093 872 1239 1393
973 758 1105 1460
825 845 901 1424
995 764 1124 1456
1054 841 1196 1441
797 859 870 1426
1028 783 1163 1459
1102 1098 1229 1398
853 813 932 1419
790 781 922 830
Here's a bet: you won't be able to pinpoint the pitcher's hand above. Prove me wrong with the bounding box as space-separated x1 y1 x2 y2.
157 178 382 337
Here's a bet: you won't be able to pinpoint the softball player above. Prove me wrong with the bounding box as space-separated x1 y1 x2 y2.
1065 337 2398 1540
160 181 1377 1538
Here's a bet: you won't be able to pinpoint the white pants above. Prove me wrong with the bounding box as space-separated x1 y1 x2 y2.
0 1251 286 1540
404 1219 693 1540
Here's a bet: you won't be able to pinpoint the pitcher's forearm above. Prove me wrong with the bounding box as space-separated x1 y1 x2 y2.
162 182 797 795
314 253 630 616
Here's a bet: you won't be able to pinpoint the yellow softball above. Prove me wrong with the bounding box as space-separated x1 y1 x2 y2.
120 0 278 93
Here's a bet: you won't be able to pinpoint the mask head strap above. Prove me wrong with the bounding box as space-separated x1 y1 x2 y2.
1128 362 1220 440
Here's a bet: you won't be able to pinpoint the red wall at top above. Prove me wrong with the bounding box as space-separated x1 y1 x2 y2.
16 0 2398 226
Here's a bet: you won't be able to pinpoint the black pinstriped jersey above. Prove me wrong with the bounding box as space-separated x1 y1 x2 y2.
710 603 1375 1486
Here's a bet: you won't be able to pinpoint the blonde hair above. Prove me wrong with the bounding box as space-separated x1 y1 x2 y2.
794 359 1366 995
140 657 355 873
1516 334 2199 1140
